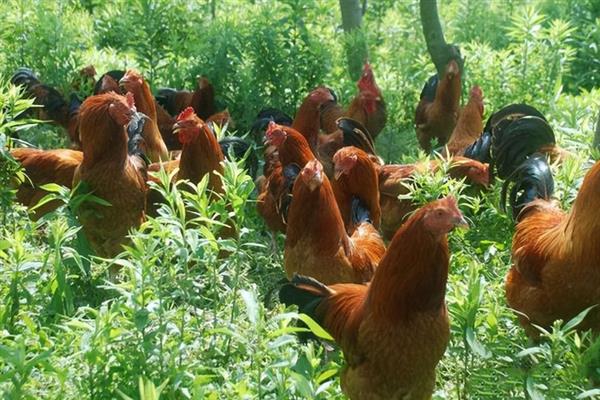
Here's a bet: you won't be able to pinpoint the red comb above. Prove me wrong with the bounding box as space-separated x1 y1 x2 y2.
177 107 196 122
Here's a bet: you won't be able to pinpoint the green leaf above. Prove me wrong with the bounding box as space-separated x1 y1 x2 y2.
297 314 334 341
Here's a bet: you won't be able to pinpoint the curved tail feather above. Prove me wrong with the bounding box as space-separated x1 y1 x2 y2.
500 154 554 219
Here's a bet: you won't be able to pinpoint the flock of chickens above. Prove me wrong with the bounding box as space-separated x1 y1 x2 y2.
6 58 600 399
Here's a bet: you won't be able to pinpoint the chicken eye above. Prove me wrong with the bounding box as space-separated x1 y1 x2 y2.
436 210 444 217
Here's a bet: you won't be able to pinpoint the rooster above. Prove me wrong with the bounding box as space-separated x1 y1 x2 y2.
119 70 169 162
445 85 484 156
280 196 468 399
331 146 381 234
320 64 387 139
73 92 147 259
379 157 488 240
497 130 600 337
346 63 387 139
284 159 385 285
415 59 461 153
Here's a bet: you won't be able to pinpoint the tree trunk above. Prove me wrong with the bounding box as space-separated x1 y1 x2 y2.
339 0 368 80
594 110 600 150
420 0 463 76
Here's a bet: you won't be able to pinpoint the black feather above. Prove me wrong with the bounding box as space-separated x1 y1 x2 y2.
492 116 555 180
337 117 377 156
68 93 82 117
278 163 301 222
351 196 372 226
279 274 331 319
93 70 125 95
127 111 149 164
483 103 547 135
420 74 438 103
251 108 293 135
10 68 40 89
500 154 554 219
155 88 179 115
463 131 493 163
219 136 259 178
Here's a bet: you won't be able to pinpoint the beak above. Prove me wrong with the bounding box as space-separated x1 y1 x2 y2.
172 121 183 134
334 167 344 180
453 215 469 229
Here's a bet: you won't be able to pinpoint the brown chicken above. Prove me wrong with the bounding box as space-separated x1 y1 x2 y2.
10 148 83 219
292 87 335 151
379 157 489 240
415 59 461 153
284 159 385 284
191 77 217 120
280 196 468 399
503 154 600 338
445 85 484 156
148 107 225 193
120 70 169 162
331 146 381 234
256 122 315 233
73 92 147 259
346 63 387 139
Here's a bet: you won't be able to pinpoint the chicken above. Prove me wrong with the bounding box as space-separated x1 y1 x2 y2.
445 85 484 156
346 63 387 139
93 70 124 95
10 148 83 219
10 68 80 147
415 59 461 153
73 92 147 259
148 107 224 193
190 77 217 120
462 103 569 169
319 88 345 134
280 196 468 399
155 87 193 116
379 157 489 240
318 117 378 177
496 143 600 338
284 159 385 284
256 122 315 233
119 69 169 163
292 87 335 151
331 146 381 234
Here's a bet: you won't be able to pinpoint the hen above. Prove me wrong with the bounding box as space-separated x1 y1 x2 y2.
415 59 461 153
256 122 315 233
120 70 169 162
331 146 381 234
73 92 147 258
379 157 488 240
10 148 83 219
445 85 484 156
280 196 467 399
284 159 385 284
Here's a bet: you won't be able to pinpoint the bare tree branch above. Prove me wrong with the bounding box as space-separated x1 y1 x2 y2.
420 0 463 76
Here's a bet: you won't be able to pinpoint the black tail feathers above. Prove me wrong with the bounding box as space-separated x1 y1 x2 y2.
500 153 554 219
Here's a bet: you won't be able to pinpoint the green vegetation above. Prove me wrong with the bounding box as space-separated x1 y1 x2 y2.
1 0 599 398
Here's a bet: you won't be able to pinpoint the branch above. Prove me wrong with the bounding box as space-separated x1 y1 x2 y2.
419 0 463 76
